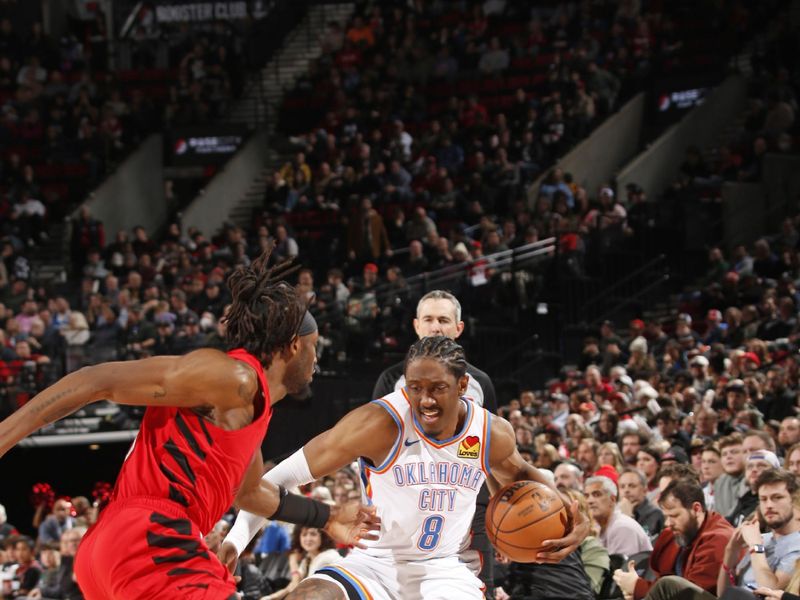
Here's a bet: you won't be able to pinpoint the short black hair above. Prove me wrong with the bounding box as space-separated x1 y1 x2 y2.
405 336 468 380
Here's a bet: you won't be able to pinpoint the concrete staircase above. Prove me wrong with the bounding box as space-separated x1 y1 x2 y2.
227 2 355 131
223 2 354 229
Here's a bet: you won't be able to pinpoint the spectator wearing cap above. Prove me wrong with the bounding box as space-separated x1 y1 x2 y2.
595 464 620 486
613 479 734 600
628 336 656 380
626 318 646 348
549 393 570 430
661 447 690 467
689 355 712 393
173 314 205 354
585 475 652 556
584 186 626 235
190 279 228 318
152 314 177 356
618 467 664 540
713 433 746 519
578 400 599 427
739 350 762 374
727 450 782 526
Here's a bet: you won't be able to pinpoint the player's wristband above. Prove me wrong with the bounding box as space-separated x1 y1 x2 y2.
270 485 330 529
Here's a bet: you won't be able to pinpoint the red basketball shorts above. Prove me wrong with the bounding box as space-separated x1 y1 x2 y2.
74 496 238 599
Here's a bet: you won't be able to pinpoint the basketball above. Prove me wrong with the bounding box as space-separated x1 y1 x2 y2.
486 481 569 563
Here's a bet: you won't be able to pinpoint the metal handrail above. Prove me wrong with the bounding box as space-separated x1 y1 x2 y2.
312 238 557 324
591 273 671 326
579 253 666 314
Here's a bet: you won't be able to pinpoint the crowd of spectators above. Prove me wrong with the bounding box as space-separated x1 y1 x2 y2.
266 0 755 240
0 8 243 270
2 2 800 599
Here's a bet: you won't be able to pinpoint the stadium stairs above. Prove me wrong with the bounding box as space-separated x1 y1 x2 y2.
202 2 355 231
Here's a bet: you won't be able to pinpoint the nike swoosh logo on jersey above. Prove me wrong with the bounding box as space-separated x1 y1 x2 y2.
404 439 419 447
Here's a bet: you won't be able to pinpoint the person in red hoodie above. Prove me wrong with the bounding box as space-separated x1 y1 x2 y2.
613 478 733 600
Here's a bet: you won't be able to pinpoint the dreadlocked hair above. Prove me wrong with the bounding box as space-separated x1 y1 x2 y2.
404 336 468 380
224 242 306 365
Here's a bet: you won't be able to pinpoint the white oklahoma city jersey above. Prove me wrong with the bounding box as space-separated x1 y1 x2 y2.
357 388 492 561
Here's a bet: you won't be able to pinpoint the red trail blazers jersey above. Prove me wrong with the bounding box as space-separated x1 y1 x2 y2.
110 348 272 534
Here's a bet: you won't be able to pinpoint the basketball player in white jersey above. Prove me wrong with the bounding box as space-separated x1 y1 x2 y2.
373 289 498 598
221 336 588 600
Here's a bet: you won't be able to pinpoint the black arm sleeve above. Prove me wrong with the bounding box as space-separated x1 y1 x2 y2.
270 485 330 528
468 363 497 414
372 361 404 400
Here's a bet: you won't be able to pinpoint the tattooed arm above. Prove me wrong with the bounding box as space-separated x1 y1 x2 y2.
0 349 255 457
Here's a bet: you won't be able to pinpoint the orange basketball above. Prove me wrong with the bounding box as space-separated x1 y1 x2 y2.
486 480 569 563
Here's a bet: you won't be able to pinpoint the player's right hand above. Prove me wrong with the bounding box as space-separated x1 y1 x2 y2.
218 541 239 575
325 502 381 548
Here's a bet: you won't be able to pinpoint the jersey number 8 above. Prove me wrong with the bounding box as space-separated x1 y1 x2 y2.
417 515 444 551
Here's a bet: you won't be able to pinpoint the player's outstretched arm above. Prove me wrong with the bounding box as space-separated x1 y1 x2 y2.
0 349 252 458
235 449 379 547
487 415 589 563
222 401 396 563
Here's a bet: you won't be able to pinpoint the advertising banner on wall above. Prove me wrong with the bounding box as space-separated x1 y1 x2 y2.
167 125 249 165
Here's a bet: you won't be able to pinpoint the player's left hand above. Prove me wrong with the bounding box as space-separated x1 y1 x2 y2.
536 499 589 563
325 501 381 548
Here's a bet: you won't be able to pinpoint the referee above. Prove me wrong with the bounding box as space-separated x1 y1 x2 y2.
372 290 498 599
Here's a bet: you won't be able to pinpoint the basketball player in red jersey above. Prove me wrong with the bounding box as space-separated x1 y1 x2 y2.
0 248 378 599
